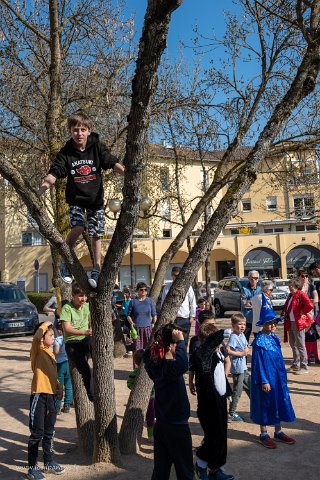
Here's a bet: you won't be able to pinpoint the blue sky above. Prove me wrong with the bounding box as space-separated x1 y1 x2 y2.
123 0 238 65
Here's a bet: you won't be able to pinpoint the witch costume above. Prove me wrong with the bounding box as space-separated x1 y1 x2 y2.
191 329 232 471
250 295 296 426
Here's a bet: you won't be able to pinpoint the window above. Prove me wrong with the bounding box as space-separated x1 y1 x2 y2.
242 199 251 212
230 229 239 235
266 196 277 210
22 231 46 246
163 229 172 238
161 199 170 221
296 224 317 232
293 195 315 217
264 227 284 234
160 167 169 192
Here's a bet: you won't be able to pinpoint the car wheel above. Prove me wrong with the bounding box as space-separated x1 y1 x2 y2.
214 300 224 318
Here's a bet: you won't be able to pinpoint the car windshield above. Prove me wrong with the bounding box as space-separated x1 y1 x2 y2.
276 281 289 287
0 287 27 303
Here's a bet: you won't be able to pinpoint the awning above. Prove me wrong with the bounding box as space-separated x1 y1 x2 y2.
244 247 281 270
225 222 257 229
286 246 320 268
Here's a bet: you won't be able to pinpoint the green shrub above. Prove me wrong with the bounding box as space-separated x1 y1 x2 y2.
27 292 52 312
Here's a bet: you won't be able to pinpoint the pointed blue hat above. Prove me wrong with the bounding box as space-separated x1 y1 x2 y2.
256 293 278 326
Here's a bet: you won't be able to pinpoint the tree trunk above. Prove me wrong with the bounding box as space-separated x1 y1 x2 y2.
69 358 94 455
118 367 152 454
90 295 120 464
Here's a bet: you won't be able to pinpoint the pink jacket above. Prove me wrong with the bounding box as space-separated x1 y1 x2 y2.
282 290 313 342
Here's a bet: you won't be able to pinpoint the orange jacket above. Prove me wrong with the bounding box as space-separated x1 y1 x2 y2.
30 323 62 395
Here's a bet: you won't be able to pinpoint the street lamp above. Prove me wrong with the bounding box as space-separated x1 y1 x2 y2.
140 196 152 216
108 198 121 218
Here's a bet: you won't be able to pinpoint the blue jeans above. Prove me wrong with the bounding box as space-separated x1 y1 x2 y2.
56 360 73 409
175 318 191 346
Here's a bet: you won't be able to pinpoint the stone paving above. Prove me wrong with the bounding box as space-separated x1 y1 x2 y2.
0 317 319 479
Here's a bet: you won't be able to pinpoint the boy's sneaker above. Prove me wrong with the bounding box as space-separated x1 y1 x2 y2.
27 465 45 480
62 405 70 413
293 368 308 375
259 433 277 449
56 407 62 415
44 460 65 474
60 260 73 284
88 268 100 288
208 468 234 480
274 431 296 444
228 413 244 422
195 462 209 479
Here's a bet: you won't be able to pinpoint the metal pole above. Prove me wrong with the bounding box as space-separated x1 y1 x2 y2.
130 237 134 289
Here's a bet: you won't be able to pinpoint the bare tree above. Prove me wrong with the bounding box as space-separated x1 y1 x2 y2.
0 0 184 464
119 0 320 453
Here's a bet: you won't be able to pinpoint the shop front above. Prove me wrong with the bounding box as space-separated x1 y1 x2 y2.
243 247 281 278
286 245 320 276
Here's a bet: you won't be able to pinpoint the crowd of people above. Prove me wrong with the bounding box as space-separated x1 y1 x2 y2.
26 112 319 480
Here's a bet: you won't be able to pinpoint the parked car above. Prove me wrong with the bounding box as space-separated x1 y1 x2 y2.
213 277 247 317
270 288 288 310
0 283 39 336
273 279 290 295
198 281 219 300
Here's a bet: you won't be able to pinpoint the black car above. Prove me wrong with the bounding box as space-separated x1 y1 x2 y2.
0 283 39 336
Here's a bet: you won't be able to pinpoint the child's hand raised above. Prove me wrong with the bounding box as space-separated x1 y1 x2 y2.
171 329 184 342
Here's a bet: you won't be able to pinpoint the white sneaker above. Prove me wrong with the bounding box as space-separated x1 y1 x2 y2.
293 368 309 375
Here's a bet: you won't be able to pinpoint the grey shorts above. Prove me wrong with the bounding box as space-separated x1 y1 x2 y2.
69 205 105 237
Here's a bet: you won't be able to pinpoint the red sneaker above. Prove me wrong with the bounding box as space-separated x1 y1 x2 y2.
274 432 296 444
259 434 277 449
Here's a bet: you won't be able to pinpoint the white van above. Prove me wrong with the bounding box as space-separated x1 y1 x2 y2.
274 279 290 295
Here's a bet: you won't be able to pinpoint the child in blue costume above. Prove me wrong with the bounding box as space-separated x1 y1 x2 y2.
250 295 296 449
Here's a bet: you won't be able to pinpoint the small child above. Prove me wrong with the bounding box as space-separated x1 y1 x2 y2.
305 321 320 365
192 323 234 480
127 349 155 438
195 298 206 335
250 297 296 449
38 111 124 287
53 321 73 414
60 282 93 401
226 313 251 422
27 320 65 480
189 310 231 396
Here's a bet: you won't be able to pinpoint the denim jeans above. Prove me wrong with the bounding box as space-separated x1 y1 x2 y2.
56 360 73 409
229 370 251 416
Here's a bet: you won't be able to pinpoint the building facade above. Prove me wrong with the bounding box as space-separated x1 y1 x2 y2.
1 144 320 291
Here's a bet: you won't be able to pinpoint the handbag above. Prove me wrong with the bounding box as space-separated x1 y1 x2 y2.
296 313 314 331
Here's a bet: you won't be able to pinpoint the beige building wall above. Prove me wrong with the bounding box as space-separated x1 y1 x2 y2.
1 145 320 290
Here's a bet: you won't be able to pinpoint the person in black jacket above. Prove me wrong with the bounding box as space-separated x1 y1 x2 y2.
192 323 234 480
144 323 194 480
38 111 124 288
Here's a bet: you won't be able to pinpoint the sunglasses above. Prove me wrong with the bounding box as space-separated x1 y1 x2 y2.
139 288 147 291
268 288 274 291
250 277 259 280
300 274 308 278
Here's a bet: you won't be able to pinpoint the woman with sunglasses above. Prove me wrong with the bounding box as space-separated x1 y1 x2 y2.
127 282 157 354
297 269 319 314
282 279 314 375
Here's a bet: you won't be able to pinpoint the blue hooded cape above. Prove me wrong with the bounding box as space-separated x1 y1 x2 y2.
250 332 296 426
